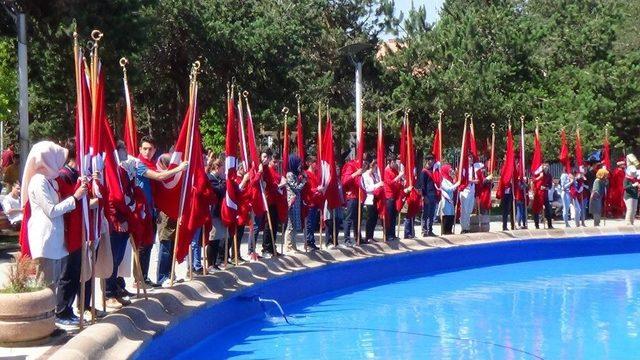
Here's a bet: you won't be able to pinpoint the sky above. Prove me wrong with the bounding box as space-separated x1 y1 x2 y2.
384 0 445 39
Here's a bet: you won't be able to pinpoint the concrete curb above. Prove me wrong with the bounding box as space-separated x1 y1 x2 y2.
49 225 640 360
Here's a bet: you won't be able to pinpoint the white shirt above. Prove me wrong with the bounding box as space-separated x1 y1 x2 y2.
2 194 23 224
361 169 383 205
27 174 76 259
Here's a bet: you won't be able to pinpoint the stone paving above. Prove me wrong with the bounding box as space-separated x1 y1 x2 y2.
1 218 638 359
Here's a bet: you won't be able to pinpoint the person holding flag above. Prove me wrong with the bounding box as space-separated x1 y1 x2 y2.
459 153 480 233
436 164 460 235
302 155 324 249
532 163 554 229
559 130 573 228
383 155 404 240
419 154 439 237
341 156 363 246
361 154 384 243
283 154 308 252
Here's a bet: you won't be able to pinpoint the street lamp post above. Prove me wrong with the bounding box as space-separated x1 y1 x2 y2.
2 1 29 173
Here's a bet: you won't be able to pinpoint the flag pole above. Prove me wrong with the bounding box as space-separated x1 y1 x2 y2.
119 57 148 293
603 123 609 226
535 118 547 230
356 99 363 246
509 120 516 230
317 101 324 248
378 110 386 243
281 107 289 254
73 32 88 330
470 117 479 216
170 61 199 286
438 110 444 236
453 114 469 235
89 29 104 324
295 95 310 251
243 91 278 257
521 115 528 229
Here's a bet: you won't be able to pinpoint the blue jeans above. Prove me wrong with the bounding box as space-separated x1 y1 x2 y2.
403 217 415 238
305 207 319 245
515 201 526 228
190 228 203 271
157 240 174 284
106 231 130 298
421 196 437 235
343 199 360 243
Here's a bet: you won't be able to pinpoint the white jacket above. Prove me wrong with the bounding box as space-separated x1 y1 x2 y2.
27 173 76 259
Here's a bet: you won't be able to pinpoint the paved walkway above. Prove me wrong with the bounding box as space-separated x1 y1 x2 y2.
0 218 637 359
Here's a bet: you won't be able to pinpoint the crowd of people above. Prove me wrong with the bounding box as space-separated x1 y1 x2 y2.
3 136 639 328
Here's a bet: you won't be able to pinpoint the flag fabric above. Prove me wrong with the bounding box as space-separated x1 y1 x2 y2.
220 96 240 229
122 72 138 156
432 120 442 167
297 107 305 162
376 114 386 218
575 129 584 173
469 119 478 162
559 129 571 173
404 116 421 218
154 87 211 262
321 116 341 209
245 99 267 217
496 126 515 199
458 120 470 191
530 126 543 175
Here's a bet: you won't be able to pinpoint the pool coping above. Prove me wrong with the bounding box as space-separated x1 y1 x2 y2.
49 225 640 360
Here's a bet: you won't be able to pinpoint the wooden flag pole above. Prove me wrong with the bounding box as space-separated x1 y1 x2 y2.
438 110 444 236
521 115 528 229
453 114 469 235
243 91 278 257
280 107 289 254
170 61 199 286
317 102 324 248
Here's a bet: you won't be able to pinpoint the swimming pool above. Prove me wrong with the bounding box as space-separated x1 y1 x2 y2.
136 234 640 359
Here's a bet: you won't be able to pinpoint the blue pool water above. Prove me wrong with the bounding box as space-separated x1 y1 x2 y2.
177 252 640 360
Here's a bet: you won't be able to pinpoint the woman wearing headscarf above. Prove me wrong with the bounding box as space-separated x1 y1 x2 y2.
436 164 460 235
20 141 88 312
284 154 308 252
589 168 609 226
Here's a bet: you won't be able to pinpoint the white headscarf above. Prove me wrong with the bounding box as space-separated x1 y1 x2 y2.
20 141 68 206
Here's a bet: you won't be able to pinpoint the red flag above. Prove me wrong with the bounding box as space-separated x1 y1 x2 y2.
469 119 478 161
575 128 584 173
530 125 543 175
432 118 442 166
376 114 386 217
497 125 515 198
155 87 211 262
244 98 267 217
404 115 421 218
321 116 341 209
559 129 571 173
220 96 240 229
399 121 407 168
603 132 611 170
122 69 138 156
458 119 470 191
297 106 305 162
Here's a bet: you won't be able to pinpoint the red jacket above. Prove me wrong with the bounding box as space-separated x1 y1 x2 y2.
303 169 324 208
57 166 82 253
341 160 361 201
384 166 403 200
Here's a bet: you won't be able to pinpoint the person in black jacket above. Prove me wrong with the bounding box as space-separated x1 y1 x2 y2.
419 155 439 237
206 158 228 270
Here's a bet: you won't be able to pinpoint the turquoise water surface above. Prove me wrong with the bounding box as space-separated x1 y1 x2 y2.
177 252 640 359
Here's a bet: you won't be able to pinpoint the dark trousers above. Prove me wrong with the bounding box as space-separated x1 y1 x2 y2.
305 207 319 245
56 249 81 318
385 199 398 239
403 217 415 238
533 198 553 229
157 240 174 284
139 243 152 281
207 239 221 267
255 205 279 254
501 193 514 230
106 231 130 298
421 196 437 235
324 207 343 246
343 199 360 242
442 215 455 234
365 204 378 240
